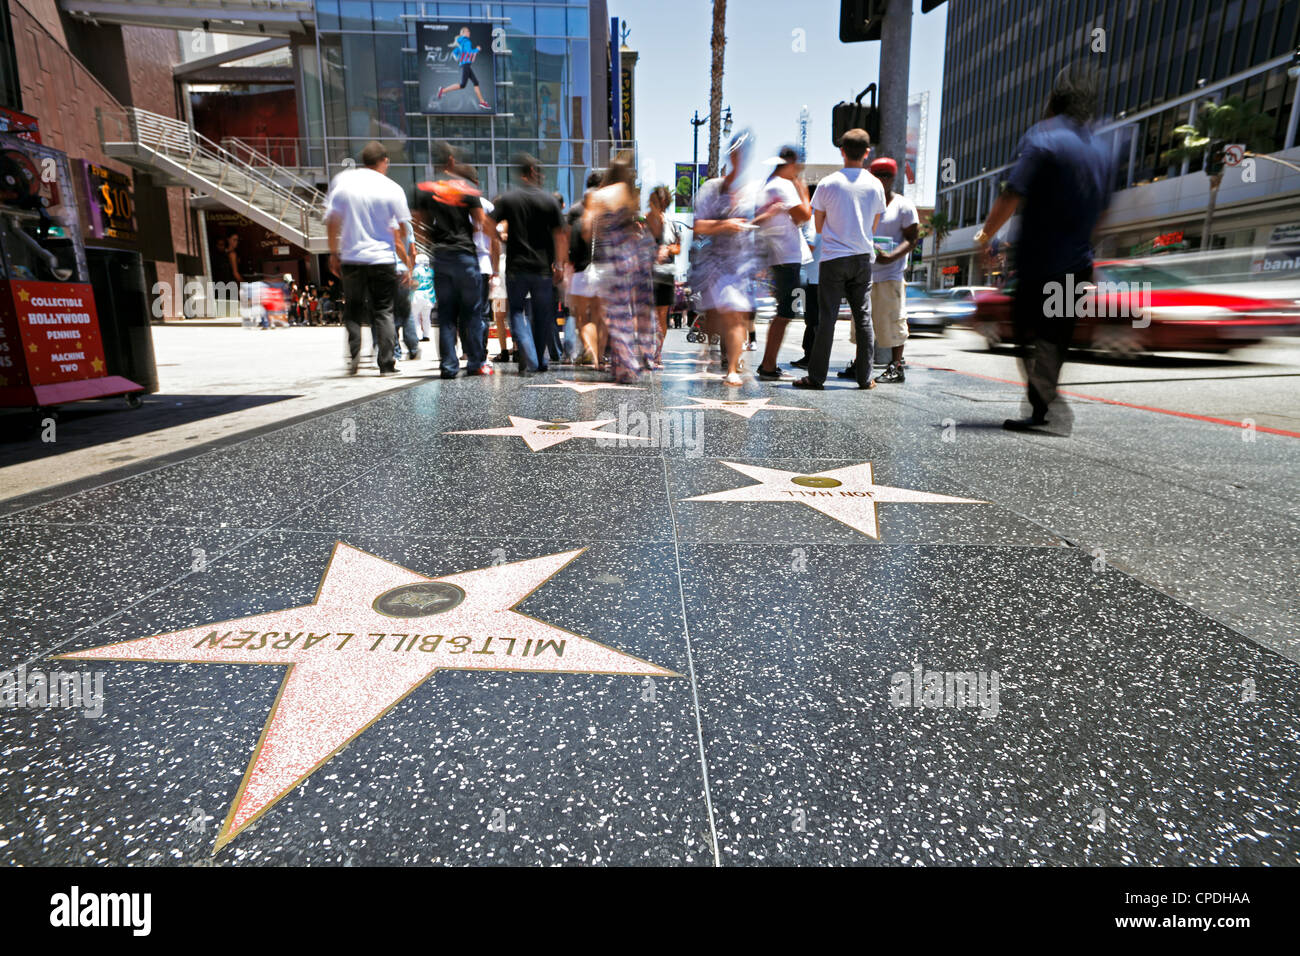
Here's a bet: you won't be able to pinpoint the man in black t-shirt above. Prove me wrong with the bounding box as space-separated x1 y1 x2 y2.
489 153 568 373
413 143 498 378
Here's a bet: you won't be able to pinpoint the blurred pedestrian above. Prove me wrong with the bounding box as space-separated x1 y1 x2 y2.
412 143 494 378
565 171 606 367
753 146 813 380
792 204 821 369
392 218 421 365
490 153 568 374
583 152 645 384
645 185 681 367
693 130 760 386
469 170 497 369
412 252 435 341
975 63 1111 432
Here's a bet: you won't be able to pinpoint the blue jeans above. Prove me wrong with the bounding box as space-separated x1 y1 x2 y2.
505 272 556 372
434 251 485 375
480 273 493 353
392 279 419 362
562 301 579 361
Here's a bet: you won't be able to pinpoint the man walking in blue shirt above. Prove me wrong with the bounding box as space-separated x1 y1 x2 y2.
975 64 1112 433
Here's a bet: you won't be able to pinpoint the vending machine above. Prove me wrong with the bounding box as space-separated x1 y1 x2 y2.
0 131 142 411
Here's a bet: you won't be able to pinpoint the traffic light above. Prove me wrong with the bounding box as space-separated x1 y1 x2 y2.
1206 141 1226 176
840 0 887 43
832 85 880 148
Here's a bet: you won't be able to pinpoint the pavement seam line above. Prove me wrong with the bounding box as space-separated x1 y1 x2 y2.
654 376 723 867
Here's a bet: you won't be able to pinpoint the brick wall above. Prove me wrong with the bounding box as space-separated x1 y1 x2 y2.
10 0 198 315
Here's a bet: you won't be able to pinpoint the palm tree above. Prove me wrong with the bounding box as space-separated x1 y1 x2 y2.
921 210 955 258
707 0 727 178
1163 96 1276 250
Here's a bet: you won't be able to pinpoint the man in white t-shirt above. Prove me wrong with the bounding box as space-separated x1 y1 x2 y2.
753 146 812 380
794 128 886 390
325 141 413 375
864 157 920 383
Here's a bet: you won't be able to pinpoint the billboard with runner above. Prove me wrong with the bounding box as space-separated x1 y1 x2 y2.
418 21 496 115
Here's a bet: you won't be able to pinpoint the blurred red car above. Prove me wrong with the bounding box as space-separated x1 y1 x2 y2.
967 259 1300 357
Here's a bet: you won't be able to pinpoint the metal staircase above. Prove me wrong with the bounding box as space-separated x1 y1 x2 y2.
61 0 315 37
98 107 328 253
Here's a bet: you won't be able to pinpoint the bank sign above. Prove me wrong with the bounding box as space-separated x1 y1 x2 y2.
417 21 497 115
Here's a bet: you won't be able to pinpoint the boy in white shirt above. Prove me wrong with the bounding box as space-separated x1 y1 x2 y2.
793 128 885 390
324 141 413 375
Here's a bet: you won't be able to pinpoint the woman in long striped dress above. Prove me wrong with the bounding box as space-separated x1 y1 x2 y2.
583 152 645 384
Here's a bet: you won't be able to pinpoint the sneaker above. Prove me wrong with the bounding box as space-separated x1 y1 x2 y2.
744 340 757 351
471 364 495 376
420 336 430 342
410 349 422 361
874 362 905 384
723 372 744 387
836 363 857 379
478 101 492 111
790 356 810 369
755 366 785 381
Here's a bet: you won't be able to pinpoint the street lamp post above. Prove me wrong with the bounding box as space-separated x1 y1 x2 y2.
691 109 708 200
691 106 732 201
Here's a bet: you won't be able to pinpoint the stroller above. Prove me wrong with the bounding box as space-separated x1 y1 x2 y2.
684 311 718 345
680 286 717 344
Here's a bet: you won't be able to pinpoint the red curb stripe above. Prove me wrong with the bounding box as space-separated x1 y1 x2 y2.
912 363 1300 439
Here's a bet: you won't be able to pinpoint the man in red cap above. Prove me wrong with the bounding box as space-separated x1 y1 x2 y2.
850 156 919 384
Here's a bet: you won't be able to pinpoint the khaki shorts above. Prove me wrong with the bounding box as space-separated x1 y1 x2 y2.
870 279 908 348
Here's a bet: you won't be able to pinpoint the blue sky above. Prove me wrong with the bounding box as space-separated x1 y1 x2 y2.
609 0 950 206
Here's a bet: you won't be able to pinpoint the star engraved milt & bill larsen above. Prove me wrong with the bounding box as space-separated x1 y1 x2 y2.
57 544 679 851
447 415 652 451
683 461 987 539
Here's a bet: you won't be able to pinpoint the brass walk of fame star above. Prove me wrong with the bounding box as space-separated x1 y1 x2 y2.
447 415 651 451
683 461 987 539
526 379 646 394
58 544 678 852
665 396 815 419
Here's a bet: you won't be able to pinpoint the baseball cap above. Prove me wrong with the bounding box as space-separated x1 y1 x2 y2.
869 157 898 177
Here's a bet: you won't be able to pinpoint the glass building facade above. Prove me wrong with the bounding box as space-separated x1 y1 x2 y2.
938 0 1300 230
301 0 610 203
